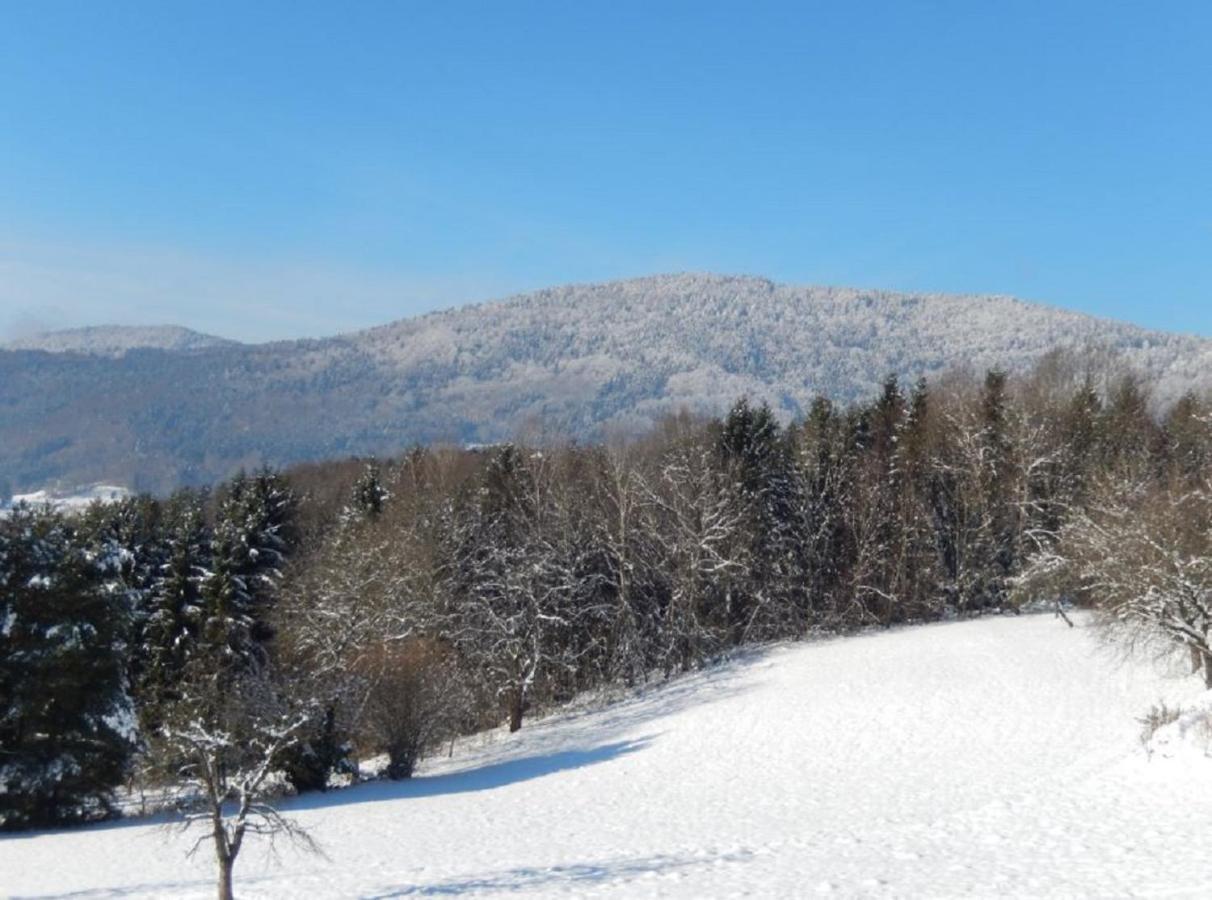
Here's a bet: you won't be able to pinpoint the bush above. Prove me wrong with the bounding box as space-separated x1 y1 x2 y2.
277 704 355 793
354 638 465 780
1138 701 1183 751
1139 699 1212 761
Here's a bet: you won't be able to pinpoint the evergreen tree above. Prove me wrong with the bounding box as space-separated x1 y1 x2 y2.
1162 392 1211 483
349 460 391 520
140 490 210 722
717 399 799 640
200 470 296 672
0 506 135 830
790 396 853 625
980 369 1018 604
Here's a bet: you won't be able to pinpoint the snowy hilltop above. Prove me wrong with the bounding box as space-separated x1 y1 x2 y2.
2 324 238 357
3 273 1211 493
5 614 1211 898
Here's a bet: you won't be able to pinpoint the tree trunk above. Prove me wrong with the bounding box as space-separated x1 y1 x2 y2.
1203 650 1212 690
508 689 524 732
217 854 234 900
213 811 234 900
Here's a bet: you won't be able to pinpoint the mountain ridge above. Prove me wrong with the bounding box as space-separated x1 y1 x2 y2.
2 324 239 356
3 273 1210 494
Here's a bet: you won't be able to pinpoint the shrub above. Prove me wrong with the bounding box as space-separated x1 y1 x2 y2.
354 638 465 780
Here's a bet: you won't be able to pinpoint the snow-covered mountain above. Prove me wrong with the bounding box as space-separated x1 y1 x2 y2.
2 324 238 356
3 273 1211 493
4 613 1210 897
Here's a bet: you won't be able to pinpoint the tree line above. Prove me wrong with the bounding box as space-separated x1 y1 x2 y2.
4 351 1211 849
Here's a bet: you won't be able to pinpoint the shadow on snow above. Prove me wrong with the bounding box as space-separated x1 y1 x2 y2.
363 848 756 897
290 736 657 812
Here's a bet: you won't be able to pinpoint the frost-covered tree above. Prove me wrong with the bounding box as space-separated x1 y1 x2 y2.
927 371 1027 613
788 397 854 625
1025 477 1212 687
444 445 603 730
647 436 748 671
273 514 410 789
275 455 466 785
148 658 318 900
586 443 666 684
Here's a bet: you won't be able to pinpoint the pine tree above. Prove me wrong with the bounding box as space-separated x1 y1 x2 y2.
979 369 1018 607
349 460 391 520
717 399 798 640
0 505 135 830
200 470 296 672
140 491 210 722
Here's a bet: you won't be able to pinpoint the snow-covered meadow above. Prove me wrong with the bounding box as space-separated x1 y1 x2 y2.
4 613 1211 899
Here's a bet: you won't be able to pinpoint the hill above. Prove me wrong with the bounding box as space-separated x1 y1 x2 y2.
2 324 238 356
3 613 1209 897
3 274 1211 493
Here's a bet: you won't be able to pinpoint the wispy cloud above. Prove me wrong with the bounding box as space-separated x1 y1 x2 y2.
0 238 510 343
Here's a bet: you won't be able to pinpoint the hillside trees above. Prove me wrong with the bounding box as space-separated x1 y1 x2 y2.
648 434 748 672
716 399 803 640
586 443 666 684
443 445 608 731
7 354 1212 842
274 463 447 782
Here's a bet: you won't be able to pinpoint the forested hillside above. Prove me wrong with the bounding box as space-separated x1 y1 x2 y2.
3 273 1211 494
6 355 1212 838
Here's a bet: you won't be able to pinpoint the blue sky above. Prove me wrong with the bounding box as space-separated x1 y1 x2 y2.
2 1 1210 341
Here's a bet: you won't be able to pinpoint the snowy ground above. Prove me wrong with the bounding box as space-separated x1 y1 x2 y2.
4 613 1212 899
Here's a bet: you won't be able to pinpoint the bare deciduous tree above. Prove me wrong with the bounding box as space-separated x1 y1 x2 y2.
1023 476 1212 687
149 667 320 900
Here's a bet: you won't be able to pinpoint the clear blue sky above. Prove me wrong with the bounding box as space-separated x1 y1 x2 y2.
2 1 1211 341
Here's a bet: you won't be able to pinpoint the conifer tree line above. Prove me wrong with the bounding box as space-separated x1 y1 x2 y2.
4 351 1212 832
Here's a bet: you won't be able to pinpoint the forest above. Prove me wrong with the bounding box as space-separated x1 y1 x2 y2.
4 350 1212 851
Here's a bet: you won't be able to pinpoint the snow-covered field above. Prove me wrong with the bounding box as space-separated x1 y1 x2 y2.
4 613 1212 898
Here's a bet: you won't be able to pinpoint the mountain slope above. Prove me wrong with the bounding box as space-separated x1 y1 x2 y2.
2 324 238 356
3 614 1210 898
3 274 1211 493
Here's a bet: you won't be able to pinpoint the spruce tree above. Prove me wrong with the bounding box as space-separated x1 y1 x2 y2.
349 460 390 520
0 506 135 830
140 491 210 723
200 470 296 672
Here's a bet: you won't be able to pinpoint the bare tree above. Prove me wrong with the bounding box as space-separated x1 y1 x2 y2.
444 445 607 730
592 443 664 684
647 440 747 672
148 665 320 900
1023 475 1212 686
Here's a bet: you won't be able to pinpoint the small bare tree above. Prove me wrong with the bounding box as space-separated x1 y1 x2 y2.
148 664 320 900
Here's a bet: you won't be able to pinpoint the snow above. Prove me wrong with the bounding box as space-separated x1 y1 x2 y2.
1146 692 1212 765
5 613 1212 898
4 485 130 515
